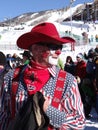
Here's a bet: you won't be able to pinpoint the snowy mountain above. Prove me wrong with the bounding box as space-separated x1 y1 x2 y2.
0 1 97 27
0 1 98 57
0 4 86 26
0 4 83 27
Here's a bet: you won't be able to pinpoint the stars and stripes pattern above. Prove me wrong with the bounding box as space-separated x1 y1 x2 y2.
0 66 85 130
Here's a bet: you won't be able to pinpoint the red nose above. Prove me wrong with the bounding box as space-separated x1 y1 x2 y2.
55 50 61 55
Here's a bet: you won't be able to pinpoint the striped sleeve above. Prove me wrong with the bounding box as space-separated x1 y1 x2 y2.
0 70 13 130
46 75 86 130
62 77 86 129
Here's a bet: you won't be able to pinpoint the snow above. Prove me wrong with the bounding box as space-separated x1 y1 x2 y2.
85 108 98 130
0 6 98 129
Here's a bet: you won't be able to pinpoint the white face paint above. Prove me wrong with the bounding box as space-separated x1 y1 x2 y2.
48 50 59 65
48 56 58 65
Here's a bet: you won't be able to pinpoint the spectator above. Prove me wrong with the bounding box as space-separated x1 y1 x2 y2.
6 53 13 70
95 44 98 54
74 53 87 81
81 78 95 118
0 51 7 109
86 48 95 80
64 55 75 75
12 53 22 67
93 54 98 114
20 50 32 65
76 52 96 118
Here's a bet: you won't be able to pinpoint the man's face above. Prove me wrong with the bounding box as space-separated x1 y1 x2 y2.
43 44 62 65
30 43 62 66
76 57 82 62
22 56 28 63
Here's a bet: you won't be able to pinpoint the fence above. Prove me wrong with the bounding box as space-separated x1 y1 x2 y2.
0 43 20 50
0 37 98 51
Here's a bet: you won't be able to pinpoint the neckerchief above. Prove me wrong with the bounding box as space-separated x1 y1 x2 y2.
23 61 50 95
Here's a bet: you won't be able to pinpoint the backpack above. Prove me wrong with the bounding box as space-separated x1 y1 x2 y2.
8 91 49 130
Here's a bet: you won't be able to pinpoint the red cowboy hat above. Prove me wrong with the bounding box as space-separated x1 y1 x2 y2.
17 22 76 49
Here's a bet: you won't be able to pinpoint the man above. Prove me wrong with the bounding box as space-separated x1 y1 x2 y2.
74 53 87 80
0 51 7 109
20 50 31 65
94 54 98 114
0 22 85 130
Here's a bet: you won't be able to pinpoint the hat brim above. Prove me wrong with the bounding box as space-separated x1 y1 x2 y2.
62 36 76 44
17 32 76 49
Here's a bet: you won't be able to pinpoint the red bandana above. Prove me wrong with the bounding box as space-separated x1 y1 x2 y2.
23 61 50 95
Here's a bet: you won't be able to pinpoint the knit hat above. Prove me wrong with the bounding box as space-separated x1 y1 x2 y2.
76 53 83 59
0 51 6 66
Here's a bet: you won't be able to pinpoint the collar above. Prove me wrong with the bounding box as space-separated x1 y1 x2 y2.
48 65 56 77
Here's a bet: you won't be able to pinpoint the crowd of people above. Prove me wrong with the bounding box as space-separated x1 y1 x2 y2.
0 22 98 130
63 45 98 118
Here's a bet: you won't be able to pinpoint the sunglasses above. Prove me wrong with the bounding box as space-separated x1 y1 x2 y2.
47 44 62 50
37 42 63 50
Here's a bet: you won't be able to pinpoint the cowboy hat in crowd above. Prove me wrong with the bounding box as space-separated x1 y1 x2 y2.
17 22 75 49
